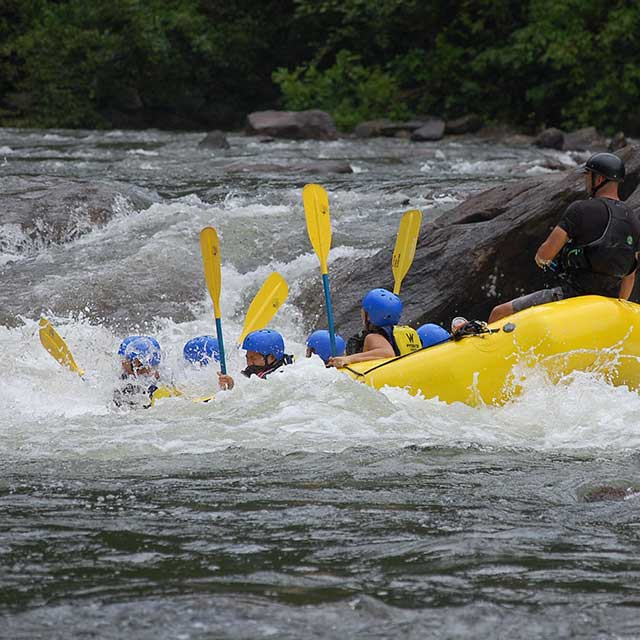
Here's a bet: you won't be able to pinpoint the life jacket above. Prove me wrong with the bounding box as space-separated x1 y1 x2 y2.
391 325 422 355
559 198 638 280
242 354 294 379
113 373 160 409
347 325 420 357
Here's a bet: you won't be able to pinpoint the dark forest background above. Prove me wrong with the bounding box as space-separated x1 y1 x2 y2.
1 0 638 133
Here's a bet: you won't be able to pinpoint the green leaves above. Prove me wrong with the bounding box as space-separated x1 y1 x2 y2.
1 0 640 134
274 50 410 130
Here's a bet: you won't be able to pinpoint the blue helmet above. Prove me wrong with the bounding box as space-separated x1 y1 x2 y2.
118 335 160 357
183 335 220 365
417 323 451 348
124 336 161 367
242 329 285 360
306 329 346 363
362 288 403 327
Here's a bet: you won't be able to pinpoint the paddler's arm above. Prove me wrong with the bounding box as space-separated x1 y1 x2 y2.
618 269 636 300
535 226 568 269
328 333 395 368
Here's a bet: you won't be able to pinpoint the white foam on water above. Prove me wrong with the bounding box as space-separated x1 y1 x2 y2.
3 314 640 462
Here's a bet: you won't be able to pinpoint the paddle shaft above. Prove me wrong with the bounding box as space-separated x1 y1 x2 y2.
322 273 337 357
215 316 227 375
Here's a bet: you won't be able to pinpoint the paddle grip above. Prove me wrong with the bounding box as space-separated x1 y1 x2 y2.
322 273 337 357
215 317 227 375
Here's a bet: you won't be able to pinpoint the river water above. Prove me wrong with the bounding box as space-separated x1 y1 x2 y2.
1 128 640 639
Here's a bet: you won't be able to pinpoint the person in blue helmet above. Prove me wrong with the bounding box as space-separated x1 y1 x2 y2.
329 288 418 368
417 323 451 348
113 335 163 408
217 328 293 390
306 329 346 365
183 335 220 366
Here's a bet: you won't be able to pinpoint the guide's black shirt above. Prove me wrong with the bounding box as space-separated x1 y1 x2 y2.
556 197 639 297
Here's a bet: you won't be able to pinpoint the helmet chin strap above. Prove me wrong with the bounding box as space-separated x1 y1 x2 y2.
589 173 609 198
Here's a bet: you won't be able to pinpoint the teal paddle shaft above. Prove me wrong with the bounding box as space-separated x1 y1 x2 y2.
322 273 337 357
215 317 227 374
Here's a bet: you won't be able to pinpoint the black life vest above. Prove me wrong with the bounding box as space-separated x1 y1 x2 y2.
242 354 294 379
113 373 159 409
559 199 638 279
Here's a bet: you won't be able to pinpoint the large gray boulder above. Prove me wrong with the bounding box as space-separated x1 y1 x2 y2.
534 127 565 150
246 110 337 140
295 145 640 337
563 127 608 151
445 114 483 135
411 118 446 141
353 119 394 138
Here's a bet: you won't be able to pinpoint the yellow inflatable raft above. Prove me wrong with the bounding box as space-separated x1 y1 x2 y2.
343 296 640 406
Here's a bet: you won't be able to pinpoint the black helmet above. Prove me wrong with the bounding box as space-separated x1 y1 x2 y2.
581 152 625 182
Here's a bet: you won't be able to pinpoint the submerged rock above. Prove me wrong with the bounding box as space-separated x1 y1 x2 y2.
224 160 352 175
295 145 640 336
0 176 157 257
198 130 230 149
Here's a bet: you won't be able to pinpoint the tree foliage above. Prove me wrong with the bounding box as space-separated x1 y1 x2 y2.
0 0 639 132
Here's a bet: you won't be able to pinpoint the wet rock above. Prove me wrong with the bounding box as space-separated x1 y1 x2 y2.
609 131 627 152
355 118 442 139
534 127 565 150
563 126 608 152
445 114 484 135
411 119 446 142
223 160 352 175
294 145 640 336
381 120 432 137
245 110 337 140
581 486 633 502
198 130 230 149
353 119 394 138
0 176 158 257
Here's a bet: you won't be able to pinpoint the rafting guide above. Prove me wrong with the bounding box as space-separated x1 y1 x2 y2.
489 153 640 322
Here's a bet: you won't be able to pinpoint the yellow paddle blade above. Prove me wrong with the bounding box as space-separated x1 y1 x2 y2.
392 209 422 295
150 387 214 406
302 183 332 274
200 226 222 318
237 272 289 345
38 317 84 377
